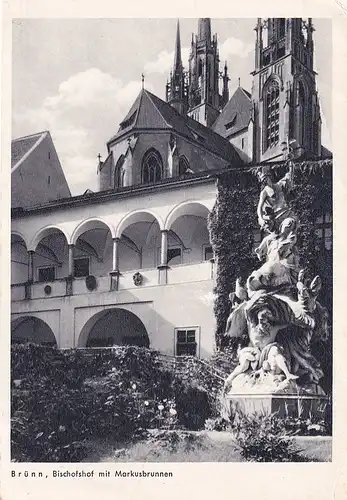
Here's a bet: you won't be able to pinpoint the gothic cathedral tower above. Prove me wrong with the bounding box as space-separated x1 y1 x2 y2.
166 20 188 116
187 19 228 127
251 18 322 162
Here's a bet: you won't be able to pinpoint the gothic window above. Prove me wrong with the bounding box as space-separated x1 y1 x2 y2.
114 155 125 188
296 80 306 144
119 169 126 187
279 19 285 38
265 80 280 149
198 59 203 77
142 149 163 184
178 156 190 176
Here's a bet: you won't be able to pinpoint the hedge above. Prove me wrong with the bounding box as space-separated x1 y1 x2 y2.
208 160 333 391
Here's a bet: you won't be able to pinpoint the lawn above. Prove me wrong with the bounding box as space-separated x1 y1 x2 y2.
82 430 332 463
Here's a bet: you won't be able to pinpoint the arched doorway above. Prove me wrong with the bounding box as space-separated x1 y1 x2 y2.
11 316 57 346
78 308 150 348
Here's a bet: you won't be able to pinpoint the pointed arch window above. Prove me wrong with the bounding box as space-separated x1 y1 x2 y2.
114 155 125 188
178 156 190 176
279 18 285 38
142 149 163 184
265 79 280 149
296 80 306 145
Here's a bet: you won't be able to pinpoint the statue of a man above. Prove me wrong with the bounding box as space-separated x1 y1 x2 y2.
247 217 299 295
257 163 295 233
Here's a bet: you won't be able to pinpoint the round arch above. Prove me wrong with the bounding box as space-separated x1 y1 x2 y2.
11 316 57 346
11 231 28 247
71 217 116 245
116 210 164 239
164 201 211 230
78 308 150 348
29 225 70 252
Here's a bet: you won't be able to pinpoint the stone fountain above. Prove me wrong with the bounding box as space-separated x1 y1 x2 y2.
222 159 330 421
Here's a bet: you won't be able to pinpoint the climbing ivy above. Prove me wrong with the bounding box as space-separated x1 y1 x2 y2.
208 160 333 351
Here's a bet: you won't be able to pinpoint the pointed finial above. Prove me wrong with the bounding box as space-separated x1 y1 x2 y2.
97 153 102 162
238 77 241 87
141 73 145 89
173 19 183 72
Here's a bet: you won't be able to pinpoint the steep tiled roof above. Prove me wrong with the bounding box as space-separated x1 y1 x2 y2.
212 87 252 138
11 131 48 170
108 89 241 164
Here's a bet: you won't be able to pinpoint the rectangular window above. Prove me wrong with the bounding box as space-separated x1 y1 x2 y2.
315 213 332 251
167 247 182 265
74 257 90 278
37 266 55 282
203 245 214 261
157 246 182 266
175 328 198 356
241 138 245 149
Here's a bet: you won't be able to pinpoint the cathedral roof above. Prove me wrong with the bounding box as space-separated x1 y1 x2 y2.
212 86 252 138
109 89 241 164
11 131 48 171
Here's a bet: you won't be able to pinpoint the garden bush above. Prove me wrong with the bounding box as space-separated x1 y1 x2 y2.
11 344 215 461
232 411 306 462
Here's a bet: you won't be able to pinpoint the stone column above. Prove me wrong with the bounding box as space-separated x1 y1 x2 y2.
110 237 121 291
68 244 74 277
28 250 34 282
158 230 169 285
25 250 35 299
160 230 168 266
66 244 74 296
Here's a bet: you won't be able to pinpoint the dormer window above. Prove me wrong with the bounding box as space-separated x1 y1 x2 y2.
225 114 237 130
119 111 136 131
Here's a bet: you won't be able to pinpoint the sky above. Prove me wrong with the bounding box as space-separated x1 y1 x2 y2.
12 18 332 195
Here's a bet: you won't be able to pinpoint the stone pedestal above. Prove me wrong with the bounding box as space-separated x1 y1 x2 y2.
224 393 330 421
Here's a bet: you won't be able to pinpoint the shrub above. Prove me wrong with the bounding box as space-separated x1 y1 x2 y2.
11 344 216 461
232 411 306 462
174 381 211 430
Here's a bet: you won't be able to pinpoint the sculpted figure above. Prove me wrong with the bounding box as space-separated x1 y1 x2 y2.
257 163 295 233
247 217 300 296
223 270 328 393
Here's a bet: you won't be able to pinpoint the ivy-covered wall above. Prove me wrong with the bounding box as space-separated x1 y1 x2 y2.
208 160 332 389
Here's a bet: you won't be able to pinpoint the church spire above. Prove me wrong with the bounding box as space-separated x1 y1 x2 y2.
251 18 321 162
166 19 188 115
198 18 211 43
187 18 221 127
173 20 183 72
